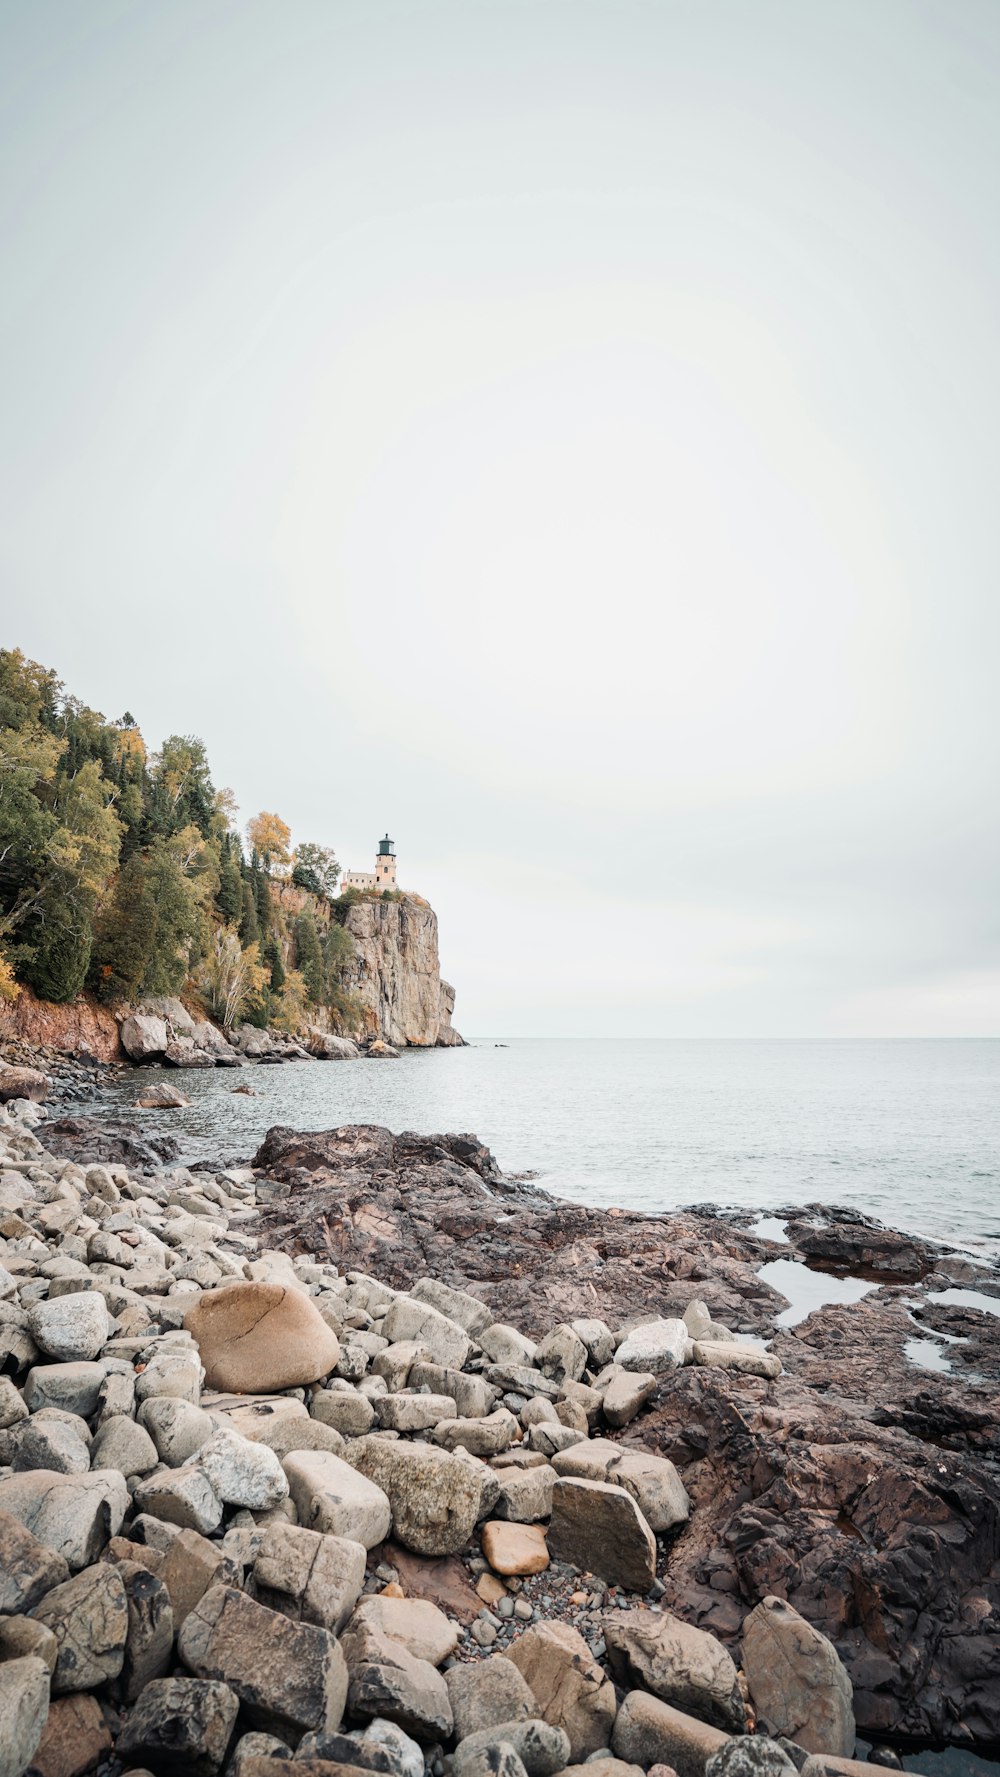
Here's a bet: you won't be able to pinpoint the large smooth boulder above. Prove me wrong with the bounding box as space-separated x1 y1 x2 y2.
120 1013 169 1061
28 1293 110 1363
604 1608 745 1731
346 1436 483 1556
178 1583 348 1738
504 1621 617 1762
551 1438 690 1531
134 1081 192 1108
548 1478 656 1593
741 1596 855 1756
282 1450 391 1548
184 1283 340 1393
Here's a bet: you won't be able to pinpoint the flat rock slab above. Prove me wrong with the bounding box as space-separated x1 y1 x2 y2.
548 1477 656 1593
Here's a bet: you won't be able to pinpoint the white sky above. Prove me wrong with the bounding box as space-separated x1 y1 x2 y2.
2 0 998 1035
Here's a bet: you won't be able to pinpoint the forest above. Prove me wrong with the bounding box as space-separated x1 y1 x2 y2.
0 648 366 1032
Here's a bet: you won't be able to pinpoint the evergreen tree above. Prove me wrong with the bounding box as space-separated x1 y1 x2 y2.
265 936 286 993
238 878 259 947
216 834 243 924
21 896 92 1003
90 855 157 1002
294 910 326 1004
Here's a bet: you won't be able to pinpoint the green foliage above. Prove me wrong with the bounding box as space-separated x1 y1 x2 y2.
21 895 92 1002
238 878 259 947
292 842 341 900
293 910 326 1004
90 855 158 1003
216 833 243 923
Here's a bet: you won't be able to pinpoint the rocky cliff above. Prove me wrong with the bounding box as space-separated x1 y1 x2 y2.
342 894 465 1048
0 984 124 1063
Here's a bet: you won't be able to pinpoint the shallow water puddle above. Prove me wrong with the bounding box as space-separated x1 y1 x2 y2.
747 1214 791 1244
904 1335 955 1374
924 1286 1000 1318
757 1256 879 1327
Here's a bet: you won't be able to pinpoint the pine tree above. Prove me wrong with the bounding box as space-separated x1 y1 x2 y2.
89 855 157 1002
293 911 326 1004
216 834 243 924
238 878 259 947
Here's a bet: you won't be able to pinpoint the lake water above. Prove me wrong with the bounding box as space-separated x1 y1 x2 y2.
91 1037 1000 1257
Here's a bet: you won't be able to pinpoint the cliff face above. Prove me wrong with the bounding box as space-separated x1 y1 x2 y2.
0 985 123 1063
342 895 464 1048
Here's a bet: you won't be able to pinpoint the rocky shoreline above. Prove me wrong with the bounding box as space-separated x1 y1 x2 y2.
0 1068 997 1777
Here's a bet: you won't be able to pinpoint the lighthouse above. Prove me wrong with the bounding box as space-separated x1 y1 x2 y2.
375 834 397 889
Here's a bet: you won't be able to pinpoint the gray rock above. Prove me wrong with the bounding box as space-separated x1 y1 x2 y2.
410 1277 494 1336
381 1297 471 1369
455 1721 572 1777
282 1450 392 1548
23 1362 106 1416
433 1408 518 1457
0 1655 51 1777
453 1744 529 1777
227 1732 294 1776
535 1324 589 1385
551 1438 690 1531
611 1693 730 1777
377 1392 457 1432
691 1341 782 1379
492 1464 556 1523
197 1428 289 1509
178 1582 348 1737
408 1361 495 1419
346 1435 484 1556
120 1013 170 1061
355 1717 425 1777
12 1417 90 1476
548 1477 657 1593
506 1622 618 1764
138 1395 215 1465
27 1292 111 1362
0 1506 70 1612
615 1319 691 1374
447 1654 537 1739
0 1469 128 1570
30 1560 129 1693
116 1675 240 1775
571 1319 617 1369
604 1608 745 1731
600 1368 657 1429
115 1560 174 1702
341 1620 453 1743
90 1414 159 1477
252 1520 367 1632
133 1465 223 1534
706 1738 800 1777
310 1389 377 1438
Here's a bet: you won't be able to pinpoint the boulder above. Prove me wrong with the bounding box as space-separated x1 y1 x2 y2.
381 1297 471 1369
348 1595 459 1665
603 1608 745 1731
504 1621 617 1762
25 1693 113 1777
346 1436 483 1556
741 1596 855 1756
446 1654 537 1739
458 1722 570 1777
252 1521 367 1632
0 1065 49 1103
282 1451 392 1548
705 1740 800 1777
197 1429 289 1510
116 1560 174 1701
30 1561 129 1693
492 1464 556 1523
27 1294 110 1363
601 1367 658 1428
184 1283 341 1393
615 1319 691 1374
138 1397 215 1465
179 1583 349 1737
132 1465 223 1535
548 1477 656 1593
0 1507 70 1612
482 1519 550 1576
120 1013 169 1061
23 1364 106 1417
377 1393 456 1433
453 1746 528 1777
12 1417 90 1477
551 1439 690 1531
408 1361 495 1419
90 1414 159 1477
134 1081 192 1108
0 1655 50 1777
691 1341 782 1379
535 1324 589 1385
340 1620 453 1742
410 1276 494 1336
0 1470 127 1570
161 1528 239 1628
611 1694 730 1777
116 1675 240 1776
310 1390 377 1438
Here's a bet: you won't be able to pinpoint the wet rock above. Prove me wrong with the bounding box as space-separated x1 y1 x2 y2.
134 1082 192 1109
184 1282 341 1393
548 1477 656 1593
116 1675 240 1775
346 1436 483 1556
505 1621 617 1762
282 1450 392 1548
178 1582 348 1737
603 1608 745 1731
741 1597 855 1756
785 1218 932 1281
611 1694 730 1777
30 1561 128 1694
0 1655 51 1777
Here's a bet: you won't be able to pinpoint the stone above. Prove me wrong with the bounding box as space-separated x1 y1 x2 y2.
133 1465 223 1535
134 1348 203 1404
27 1294 110 1363
482 1519 550 1576
226 1733 294 1776
0 1508 71 1612
161 1529 237 1628
615 1320 691 1374
138 1396 215 1465
116 1561 174 1701
116 1675 240 1776
0 1615 58 1671
408 1361 495 1419
479 1324 537 1367
601 1368 657 1428
433 1408 518 1457
356 1717 425 1777
349 1595 459 1664
551 1439 690 1532
603 1609 745 1731
548 1478 656 1593
381 1296 471 1368
535 1324 589 1384
454 1721 571 1777
24 1691 113 1777
563 1764 643 1777
0 1470 127 1571
310 1389 376 1438
504 1621 617 1762
529 1423 586 1457
452 1745 527 1777
184 1282 341 1393
12 1419 90 1477
134 1082 192 1108
179 1583 349 1737
197 1428 289 1509
283 1451 392 1548
30 1561 129 1694
0 1655 51 1777
705 1740 800 1777
0 1064 49 1103
492 1464 556 1523
251 1416 345 1459
691 1342 782 1379
252 1521 367 1633
23 1364 106 1417
341 1620 453 1743
120 1013 169 1061
447 1654 537 1739
376 1393 456 1432
346 1436 483 1556
89 1415 159 1477
611 1695 730 1777
741 1597 855 1757
571 1319 617 1368
410 1276 494 1336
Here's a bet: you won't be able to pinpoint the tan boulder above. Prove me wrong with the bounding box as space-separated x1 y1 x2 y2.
603 1608 745 1731
481 1520 549 1576
504 1620 617 1761
742 1595 855 1756
184 1283 341 1394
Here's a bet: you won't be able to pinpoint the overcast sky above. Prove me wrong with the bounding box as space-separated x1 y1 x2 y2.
2 0 998 1036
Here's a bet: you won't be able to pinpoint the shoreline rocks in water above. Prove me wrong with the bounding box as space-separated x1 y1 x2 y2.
0 1099 996 1777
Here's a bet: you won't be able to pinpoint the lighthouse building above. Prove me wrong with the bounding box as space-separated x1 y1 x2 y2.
340 835 398 894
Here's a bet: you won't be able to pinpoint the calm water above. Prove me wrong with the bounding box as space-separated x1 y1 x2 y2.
90 1038 1000 1256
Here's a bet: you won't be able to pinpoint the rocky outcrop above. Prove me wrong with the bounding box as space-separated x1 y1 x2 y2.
342 896 464 1048
0 986 123 1064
